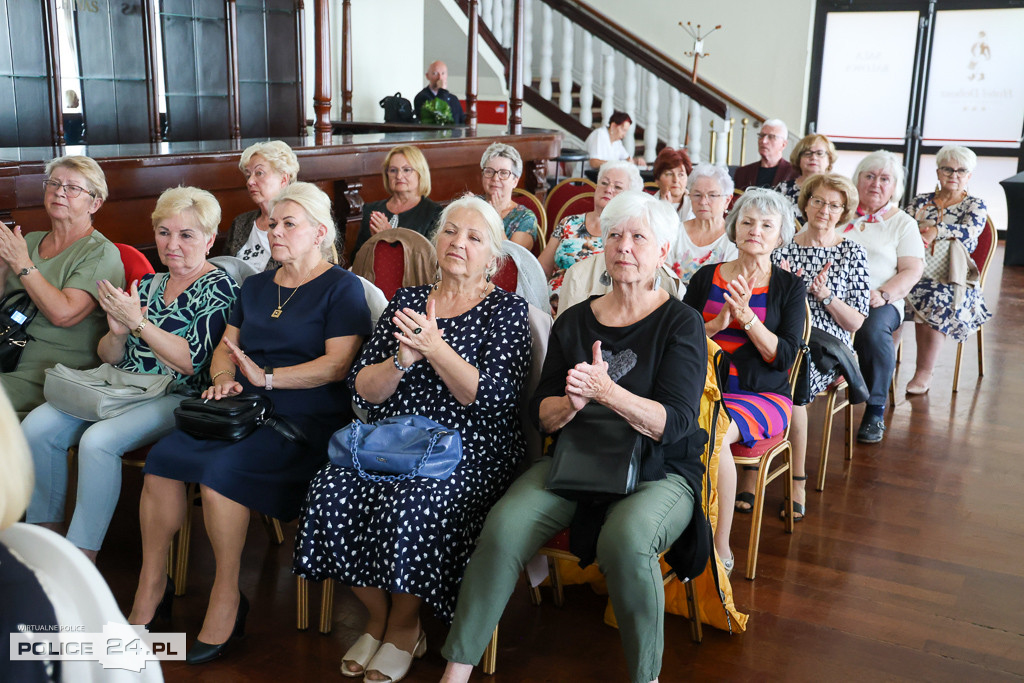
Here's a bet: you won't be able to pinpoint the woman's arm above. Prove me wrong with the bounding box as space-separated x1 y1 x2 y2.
15 271 96 328
96 278 196 374
538 231 560 276
389 299 480 405
510 230 534 250
879 256 924 302
227 334 363 390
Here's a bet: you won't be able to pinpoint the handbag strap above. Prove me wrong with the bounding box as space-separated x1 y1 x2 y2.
348 422 449 482
140 274 171 376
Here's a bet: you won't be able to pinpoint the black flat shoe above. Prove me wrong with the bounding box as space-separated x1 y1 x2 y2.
857 418 886 444
186 593 249 665
145 575 175 631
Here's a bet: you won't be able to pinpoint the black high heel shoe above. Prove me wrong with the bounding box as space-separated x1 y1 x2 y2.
145 576 175 630
186 592 249 665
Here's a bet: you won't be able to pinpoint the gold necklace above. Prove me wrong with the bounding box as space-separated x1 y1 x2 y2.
272 264 317 318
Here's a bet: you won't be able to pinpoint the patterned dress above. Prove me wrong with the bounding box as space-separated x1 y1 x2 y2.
772 239 870 395
773 179 803 221
293 286 531 623
699 266 792 446
502 203 539 242
548 213 603 314
904 192 992 342
667 227 739 285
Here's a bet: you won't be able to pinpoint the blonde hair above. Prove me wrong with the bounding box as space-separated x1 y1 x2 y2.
270 182 337 260
151 186 222 239
430 193 505 279
44 155 108 202
239 140 300 183
790 133 838 173
798 173 859 226
382 146 432 197
0 389 33 531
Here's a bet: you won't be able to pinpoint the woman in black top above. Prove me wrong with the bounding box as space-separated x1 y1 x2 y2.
440 192 707 683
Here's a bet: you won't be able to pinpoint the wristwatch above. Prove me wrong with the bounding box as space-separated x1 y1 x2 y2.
821 293 835 307
131 318 148 338
264 366 274 390
17 265 38 278
880 290 891 303
742 315 756 331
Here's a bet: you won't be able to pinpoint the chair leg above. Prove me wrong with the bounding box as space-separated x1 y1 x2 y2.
817 388 838 492
844 388 854 461
528 580 542 606
319 578 335 634
953 340 964 393
296 576 309 631
781 444 794 535
262 515 284 544
173 482 197 596
548 557 565 607
977 327 985 377
481 625 499 675
683 579 703 643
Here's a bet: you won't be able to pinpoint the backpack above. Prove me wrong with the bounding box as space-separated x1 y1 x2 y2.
379 93 414 123
0 290 38 372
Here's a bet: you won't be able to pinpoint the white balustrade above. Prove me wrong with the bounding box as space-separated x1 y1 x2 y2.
623 58 638 157
579 33 593 128
502 0 513 49
559 17 573 114
601 50 614 126
480 0 491 19
491 0 503 45
687 100 702 163
714 115 729 167
644 71 659 164
523 0 533 87
538 4 553 100
667 90 682 150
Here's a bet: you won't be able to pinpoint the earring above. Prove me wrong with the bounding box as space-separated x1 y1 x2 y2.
486 272 492 283
599 270 612 286
432 267 442 290
652 274 662 291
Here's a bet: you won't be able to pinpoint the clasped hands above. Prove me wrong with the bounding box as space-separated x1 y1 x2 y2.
565 340 613 411
97 279 146 336
711 273 757 330
392 298 445 369
0 221 31 272
779 258 833 302
368 211 397 235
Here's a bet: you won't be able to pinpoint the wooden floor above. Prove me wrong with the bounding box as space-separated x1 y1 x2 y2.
94 245 1024 682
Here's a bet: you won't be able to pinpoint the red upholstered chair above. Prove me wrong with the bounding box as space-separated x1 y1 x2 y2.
544 178 596 243
643 181 659 195
552 193 596 233
491 256 519 294
114 243 156 286
952 216 997 393
730 301 811 580
511 188 547 255
372 240 406 300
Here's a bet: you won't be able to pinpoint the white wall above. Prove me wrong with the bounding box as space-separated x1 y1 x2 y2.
424 0 509 103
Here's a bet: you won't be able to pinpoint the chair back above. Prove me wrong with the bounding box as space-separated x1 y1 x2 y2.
511 188 547 254
553 192 596 231
208 255 259 286
643 181 659 195
114 243 155 286
372 240 405 300
973 216 997 287
784 301 814 438
492 256 519 293
544 178 596 241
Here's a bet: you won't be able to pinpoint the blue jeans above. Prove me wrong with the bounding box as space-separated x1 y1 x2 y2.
23 395 184 551
853 303 902 409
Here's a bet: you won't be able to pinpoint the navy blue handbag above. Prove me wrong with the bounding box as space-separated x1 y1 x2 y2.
328 415 462 482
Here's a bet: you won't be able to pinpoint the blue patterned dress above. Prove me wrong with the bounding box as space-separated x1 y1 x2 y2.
548 213 604 313
293 285 531 622
502 203 539 241
904 192 992 342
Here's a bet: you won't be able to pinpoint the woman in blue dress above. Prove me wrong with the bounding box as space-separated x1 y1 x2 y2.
294 195 530 683
127 183 371 665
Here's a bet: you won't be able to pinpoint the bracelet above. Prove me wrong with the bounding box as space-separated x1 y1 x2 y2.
393 353 413 373
211 370 234 383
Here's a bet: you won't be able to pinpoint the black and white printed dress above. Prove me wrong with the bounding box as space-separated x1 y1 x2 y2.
772 239 871 396
293 285 531 622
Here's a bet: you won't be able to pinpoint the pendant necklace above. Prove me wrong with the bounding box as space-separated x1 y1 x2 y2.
272 264 316 318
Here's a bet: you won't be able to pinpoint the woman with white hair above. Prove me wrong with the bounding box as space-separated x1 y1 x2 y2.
668 163 739 284
441 192 707 683
294 194 531 683
683 188 805 570
844 151 924 443
128 182 372 665
903 145 991 394
539 159 643 313
479 142 539 250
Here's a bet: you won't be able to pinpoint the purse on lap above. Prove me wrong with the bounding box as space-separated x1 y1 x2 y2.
545 403 643 499
174 392 306 444
0 290 38 372
44 363 174 421
327 414 462 482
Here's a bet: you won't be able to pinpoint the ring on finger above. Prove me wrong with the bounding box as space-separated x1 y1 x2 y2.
413 327 423 334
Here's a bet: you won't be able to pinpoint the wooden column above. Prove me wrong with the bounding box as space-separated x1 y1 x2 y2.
313 0 332 143
509 0 524 134
295 0 307 135
340 0 353 122
225 0 241 140
466 0 479 130
42 0 64 146
142 0 162 142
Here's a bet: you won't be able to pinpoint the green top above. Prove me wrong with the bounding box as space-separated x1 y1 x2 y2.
1 229 125 416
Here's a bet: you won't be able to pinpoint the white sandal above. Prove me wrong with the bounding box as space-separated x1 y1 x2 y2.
341 633 382 677
363 631 426 683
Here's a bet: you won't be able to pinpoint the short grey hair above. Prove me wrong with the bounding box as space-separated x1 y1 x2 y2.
936 145 977 173
431 193 506 278
687 163 734 196
597 160 644 192
853 150 907 204
480 142 522 178
761 118 789 140
600 191 679 251
270 182 337 260
725 187 796 246
239 140 300 183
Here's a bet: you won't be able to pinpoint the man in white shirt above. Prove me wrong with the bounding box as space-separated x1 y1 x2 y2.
584 111 646 168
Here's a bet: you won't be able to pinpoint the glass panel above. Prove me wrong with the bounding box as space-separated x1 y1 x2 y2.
816 11 920 145
916 154 1015 234
922 8 1024 148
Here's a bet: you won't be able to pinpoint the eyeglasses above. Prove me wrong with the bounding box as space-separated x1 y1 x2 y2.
801 149 828 158
386 166 416 176
756 133 781 141
807 196 845 214
938 166 970 178
862 172 893 186
43 179 95 198
482 168 516 180
690 192 725 203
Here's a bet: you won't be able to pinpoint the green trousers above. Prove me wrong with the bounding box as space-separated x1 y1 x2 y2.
441 458 695 683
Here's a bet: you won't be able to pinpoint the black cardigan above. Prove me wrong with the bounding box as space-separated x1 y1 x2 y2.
683 263 806 396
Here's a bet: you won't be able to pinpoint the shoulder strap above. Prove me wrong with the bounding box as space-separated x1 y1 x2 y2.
146 272 168 304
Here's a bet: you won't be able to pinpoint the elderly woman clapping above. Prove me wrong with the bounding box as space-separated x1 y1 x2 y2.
441 192 708 683
903 145 991 394
844 151 924 443
22 187 239 562
0 155 125 418
294 195 530 683
668 163 739 284
683 188 805 571
479 142 539 250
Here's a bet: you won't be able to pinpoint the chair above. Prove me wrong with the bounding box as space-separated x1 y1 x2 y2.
492 256 518 293
511 187 547 255
952 216 997 393
553 192 596 232
114 243 155 285
815 376 853 492
351 228 437 301
544 178 596 242
643 181 659 195
370 241 405 300
208 254 259 286
498 240 549 312
730 301 811 580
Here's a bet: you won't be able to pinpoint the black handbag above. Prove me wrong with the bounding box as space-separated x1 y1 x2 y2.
545 403 643 499
174 393 305 444
379 92 414 123
0 290 38 372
